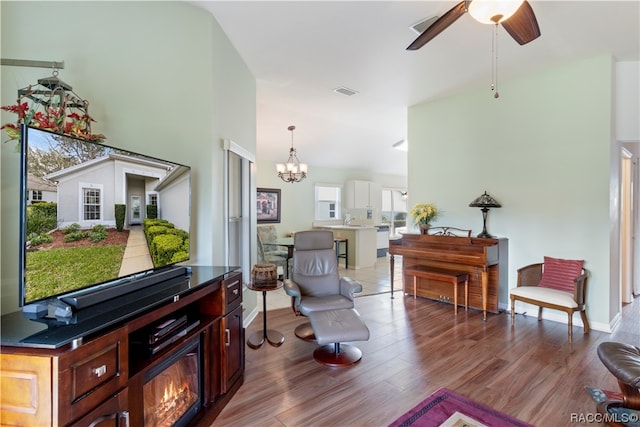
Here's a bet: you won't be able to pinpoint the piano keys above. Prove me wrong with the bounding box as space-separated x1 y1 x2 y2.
389 233 508 320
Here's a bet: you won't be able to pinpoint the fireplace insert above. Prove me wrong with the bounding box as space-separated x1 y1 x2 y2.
142 336 202 427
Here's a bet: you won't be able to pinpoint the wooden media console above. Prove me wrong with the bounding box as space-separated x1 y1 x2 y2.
0 266 244 426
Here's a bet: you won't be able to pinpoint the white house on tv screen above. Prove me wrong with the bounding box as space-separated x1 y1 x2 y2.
45 153 190 231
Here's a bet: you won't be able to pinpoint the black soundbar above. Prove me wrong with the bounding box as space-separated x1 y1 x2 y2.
60 266 191 310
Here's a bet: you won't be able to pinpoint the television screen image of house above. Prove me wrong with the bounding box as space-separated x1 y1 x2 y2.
22 127 191 304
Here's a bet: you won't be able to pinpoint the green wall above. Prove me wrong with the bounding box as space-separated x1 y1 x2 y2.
1 1 257 314
408 55 614 328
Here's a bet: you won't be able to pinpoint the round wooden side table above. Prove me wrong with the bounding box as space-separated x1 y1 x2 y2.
246 281 285 349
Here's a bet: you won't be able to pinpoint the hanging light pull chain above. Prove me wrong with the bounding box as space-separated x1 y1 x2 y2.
491 23 500 99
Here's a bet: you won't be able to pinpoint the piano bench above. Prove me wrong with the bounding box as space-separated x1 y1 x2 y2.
404 266 469 315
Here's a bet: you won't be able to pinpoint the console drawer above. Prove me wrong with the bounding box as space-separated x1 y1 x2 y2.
59 327 128 425
70 342 119 400
223 273 242 310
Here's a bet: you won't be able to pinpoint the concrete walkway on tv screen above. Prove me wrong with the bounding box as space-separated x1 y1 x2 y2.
118 225 153 276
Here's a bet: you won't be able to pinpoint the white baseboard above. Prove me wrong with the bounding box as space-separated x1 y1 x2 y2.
607 311 621 333
243 306 259 328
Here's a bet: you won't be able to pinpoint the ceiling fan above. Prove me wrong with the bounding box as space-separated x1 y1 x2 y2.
407 0 541 51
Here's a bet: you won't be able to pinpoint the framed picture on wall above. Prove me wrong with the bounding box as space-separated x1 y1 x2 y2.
257 188 281 223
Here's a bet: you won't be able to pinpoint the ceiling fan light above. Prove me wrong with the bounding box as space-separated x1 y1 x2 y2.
468 0 525 24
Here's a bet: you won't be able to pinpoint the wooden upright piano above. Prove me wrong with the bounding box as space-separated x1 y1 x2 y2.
389 233 508 319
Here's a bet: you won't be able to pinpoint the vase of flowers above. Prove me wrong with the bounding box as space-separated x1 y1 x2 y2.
409 203 439 234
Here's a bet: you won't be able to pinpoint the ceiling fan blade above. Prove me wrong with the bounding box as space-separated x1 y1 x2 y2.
501 0 541 45
406 1 468 50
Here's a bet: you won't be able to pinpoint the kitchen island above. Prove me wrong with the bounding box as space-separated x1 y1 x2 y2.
314 225 377 269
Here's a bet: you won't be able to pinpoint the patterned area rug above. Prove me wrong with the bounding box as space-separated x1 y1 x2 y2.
389 388 533 427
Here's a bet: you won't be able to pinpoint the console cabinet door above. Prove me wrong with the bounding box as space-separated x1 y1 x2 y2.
221 304 244 393
69 388 128 427
0 353 52 426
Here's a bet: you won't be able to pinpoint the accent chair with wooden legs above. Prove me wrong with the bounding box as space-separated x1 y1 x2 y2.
510 256 589 342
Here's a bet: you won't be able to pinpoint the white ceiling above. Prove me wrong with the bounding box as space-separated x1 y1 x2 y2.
192 1 640 176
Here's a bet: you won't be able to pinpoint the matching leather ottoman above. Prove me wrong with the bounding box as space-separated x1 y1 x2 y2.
307 308 370 367
596 341 640 426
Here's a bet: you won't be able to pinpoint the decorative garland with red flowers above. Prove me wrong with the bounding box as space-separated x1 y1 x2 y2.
1 78 105 143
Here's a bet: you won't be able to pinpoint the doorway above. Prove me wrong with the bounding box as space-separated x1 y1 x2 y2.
621 148 636 303
223 140 255 281
381 188 408 236
130 195 142 225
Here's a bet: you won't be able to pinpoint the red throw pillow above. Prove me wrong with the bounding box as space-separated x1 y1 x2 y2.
538 256 584 293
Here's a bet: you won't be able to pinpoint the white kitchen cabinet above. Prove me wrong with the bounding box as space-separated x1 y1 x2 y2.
369 182 381 210
345 180 381 210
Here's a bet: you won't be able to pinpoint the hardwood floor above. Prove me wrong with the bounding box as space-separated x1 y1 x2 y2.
212 281 639 426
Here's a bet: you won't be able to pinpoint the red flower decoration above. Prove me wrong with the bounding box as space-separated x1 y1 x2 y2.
1 102 29 120
2 90 105 142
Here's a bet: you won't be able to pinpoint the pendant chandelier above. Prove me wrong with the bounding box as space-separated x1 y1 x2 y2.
276 125 308 183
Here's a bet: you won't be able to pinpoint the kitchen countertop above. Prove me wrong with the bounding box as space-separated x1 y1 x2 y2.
316 225 375 230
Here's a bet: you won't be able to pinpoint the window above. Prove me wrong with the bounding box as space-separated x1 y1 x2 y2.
381 188 407 235
32 190 43 201
146 192 159 219
315 185 341 220
328 202 336 219
83 188 101 220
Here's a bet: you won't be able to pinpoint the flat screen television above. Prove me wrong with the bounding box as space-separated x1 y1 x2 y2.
19 125 191 317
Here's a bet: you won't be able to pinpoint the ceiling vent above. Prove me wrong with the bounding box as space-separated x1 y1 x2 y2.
333 86 359 96
410 16 439 35
392 139 408 151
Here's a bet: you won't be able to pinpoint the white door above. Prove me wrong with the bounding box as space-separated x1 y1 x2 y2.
621 149 634 303
223 140 255 281
130 195 142 225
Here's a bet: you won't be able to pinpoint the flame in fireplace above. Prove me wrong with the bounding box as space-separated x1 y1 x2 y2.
160 380 191 413
144 352 199 427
